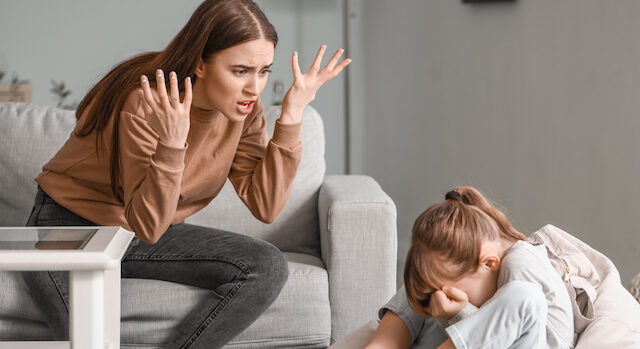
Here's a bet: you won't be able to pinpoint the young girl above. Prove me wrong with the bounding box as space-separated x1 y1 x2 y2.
366 187 574 349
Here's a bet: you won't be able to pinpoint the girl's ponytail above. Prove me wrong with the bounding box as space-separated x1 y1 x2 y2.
457 186 526 242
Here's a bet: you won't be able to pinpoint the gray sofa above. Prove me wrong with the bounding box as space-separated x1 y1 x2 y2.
0 102 398 348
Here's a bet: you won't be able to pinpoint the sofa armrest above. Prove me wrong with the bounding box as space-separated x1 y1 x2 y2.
318 175 397 343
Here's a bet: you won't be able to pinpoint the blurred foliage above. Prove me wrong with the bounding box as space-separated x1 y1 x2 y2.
50 79 77 110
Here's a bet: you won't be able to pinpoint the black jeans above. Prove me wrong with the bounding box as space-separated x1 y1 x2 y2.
24 187 289 349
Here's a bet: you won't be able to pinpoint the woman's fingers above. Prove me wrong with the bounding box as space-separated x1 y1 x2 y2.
292 51 302 80
324 48 344 72
322 51 351 83
310 45 326 73
329 57 352 78
294 46 352 80
155 69 170 105
282 47 352 119
168 71 180 105
138 89 153 115
140 75 159 112
183 77 193 110
142 70 192 115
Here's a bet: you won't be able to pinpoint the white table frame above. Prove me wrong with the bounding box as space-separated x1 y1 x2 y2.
0 226 134 349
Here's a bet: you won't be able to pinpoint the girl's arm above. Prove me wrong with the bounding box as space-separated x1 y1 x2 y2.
437 339 455 349
365 310 412 349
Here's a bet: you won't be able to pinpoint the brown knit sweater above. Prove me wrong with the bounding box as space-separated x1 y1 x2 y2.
36 90 302 243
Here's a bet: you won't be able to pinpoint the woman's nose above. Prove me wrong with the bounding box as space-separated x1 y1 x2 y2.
244 75 260 96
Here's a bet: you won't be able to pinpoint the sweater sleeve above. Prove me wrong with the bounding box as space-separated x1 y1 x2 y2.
118 110 187 243
228 99 302 223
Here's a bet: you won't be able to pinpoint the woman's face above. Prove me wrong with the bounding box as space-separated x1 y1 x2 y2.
193 38 274 122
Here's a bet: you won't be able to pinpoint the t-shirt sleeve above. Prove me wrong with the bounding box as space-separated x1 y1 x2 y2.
447 303 479 326
228 99 302 223
498 242 549 285
379 286 426 343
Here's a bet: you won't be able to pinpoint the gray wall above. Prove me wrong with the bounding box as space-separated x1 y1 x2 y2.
349 0 640 287
0 0 347 174
3 0 638 292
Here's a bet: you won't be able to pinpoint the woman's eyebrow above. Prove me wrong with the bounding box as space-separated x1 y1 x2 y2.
231 63 273 70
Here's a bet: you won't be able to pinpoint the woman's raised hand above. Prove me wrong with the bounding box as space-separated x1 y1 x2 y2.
140 70 192 148
280 45 352 124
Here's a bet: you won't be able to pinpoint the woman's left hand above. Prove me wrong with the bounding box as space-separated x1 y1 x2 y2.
280 45 352 124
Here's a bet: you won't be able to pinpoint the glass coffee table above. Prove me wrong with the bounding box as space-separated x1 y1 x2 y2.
0 226 134 349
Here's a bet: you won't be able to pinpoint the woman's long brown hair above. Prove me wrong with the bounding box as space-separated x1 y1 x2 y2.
75 0 277 200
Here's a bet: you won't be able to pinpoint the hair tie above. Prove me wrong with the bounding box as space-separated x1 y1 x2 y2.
445 190 463 202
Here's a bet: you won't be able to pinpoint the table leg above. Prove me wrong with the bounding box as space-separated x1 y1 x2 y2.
104 265 121 349
69 270 104 349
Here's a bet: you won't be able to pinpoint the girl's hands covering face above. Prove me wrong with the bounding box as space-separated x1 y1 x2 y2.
426 286 470 320
140 70 192 148
280 45 351 123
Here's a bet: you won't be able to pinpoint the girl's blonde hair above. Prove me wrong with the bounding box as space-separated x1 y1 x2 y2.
404 186 526 315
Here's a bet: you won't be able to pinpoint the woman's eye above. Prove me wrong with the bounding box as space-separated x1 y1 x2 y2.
233 70 247 76
260 69 272 76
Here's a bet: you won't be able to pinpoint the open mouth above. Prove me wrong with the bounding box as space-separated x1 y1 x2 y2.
237 100 255 115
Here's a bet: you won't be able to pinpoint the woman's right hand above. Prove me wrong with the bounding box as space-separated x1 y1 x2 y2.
140 69 192 148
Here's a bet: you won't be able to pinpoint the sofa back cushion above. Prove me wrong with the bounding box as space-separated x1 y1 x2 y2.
0 102 324 255
0 103 76 227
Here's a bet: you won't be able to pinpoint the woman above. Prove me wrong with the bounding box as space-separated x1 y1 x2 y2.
24 0 350 347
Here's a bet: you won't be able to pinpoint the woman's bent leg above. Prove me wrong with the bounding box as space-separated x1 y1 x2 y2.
122 223 288 349
23 188 288 347
445 281 548 349
23 187 96 339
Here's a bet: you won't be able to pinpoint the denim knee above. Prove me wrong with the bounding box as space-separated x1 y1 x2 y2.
249 240 289 294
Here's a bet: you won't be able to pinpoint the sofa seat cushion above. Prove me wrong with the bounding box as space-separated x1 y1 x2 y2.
0 252 330 348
